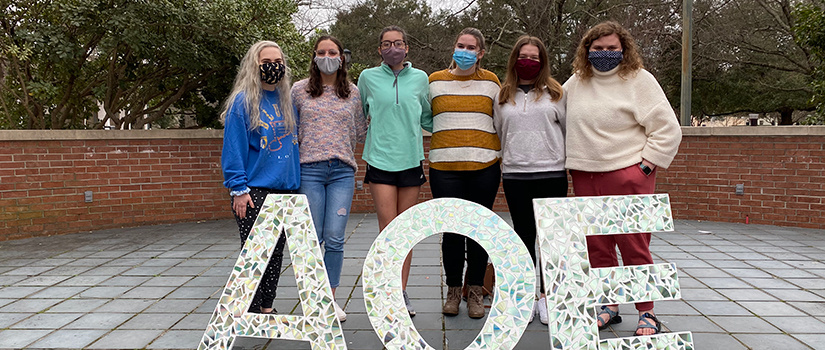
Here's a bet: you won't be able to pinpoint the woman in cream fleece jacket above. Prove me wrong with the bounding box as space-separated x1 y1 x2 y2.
563 21 682 336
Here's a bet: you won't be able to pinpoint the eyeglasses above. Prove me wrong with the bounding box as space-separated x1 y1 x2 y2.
380 40 406 49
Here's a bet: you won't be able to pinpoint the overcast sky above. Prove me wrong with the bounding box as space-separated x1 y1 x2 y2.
294 0 475 36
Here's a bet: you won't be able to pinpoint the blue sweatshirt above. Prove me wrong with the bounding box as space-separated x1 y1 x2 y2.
221 89 300 194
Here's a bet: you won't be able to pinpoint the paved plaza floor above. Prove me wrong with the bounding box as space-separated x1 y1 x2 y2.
0 213 824 349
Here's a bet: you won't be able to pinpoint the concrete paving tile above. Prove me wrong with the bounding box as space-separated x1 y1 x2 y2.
686 301 752 316
681 288 728 301
0 312 35 328
81 265 132 276
140 257 186 267
64 312 133 329
183 276 227 287
166 286 220 299
0 298 63 312
56 274 112 286
738 301 806 316
96 298 156 313
688 333 748 350
231 336 273 349
87 329 164 349
716 288 777 301
141 276 192 287
695 277 752 289
764 269 819 278
10 312 83 329
740 277 800 289
172 313 210 330
726 252 771 260
146 329 203 349
0 274 27 286
786 278 825 289
29 286 86 299
334 329 383 350
122 265 171 276
0 258 38 267
764 289 822 302
162 266 209 276
706 260 752 269
763 316 825 334
0 329 52 348
689 252 734 260
47 298 110 312
64 258 113 266
174 258 217 267
786 301 825 316
99 275 152 286
708 315 782 333
733 333 811 350
15 274 73 286
193 298 219 314
77 286 132 298
3 265 54 275
725 268 774 279
143 298 204 314
794 334 825 349
28 329 108 349
747 260 795 269
679 268 732 278
664 259 713 268
119 313 185 329
39 265 93 276
121 286 176 299
0 285 46 298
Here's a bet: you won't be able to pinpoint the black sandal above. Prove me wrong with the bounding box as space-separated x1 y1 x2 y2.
634 312 661 336
597 305 622 330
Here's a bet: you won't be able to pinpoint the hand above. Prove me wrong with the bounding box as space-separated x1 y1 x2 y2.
233 193 254 219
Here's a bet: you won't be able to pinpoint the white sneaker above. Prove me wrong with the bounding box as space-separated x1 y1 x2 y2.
537 297 548 325
334 301 347 322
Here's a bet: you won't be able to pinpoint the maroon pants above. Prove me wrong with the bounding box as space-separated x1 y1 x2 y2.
570 164 656 312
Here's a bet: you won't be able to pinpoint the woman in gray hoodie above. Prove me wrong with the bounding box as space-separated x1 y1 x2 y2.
493 35 567 325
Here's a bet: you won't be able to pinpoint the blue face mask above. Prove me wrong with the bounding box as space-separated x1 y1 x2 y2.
452 49 478 70
588 50 623 72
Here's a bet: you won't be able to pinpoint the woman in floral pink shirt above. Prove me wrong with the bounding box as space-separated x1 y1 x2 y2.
291 35 367 322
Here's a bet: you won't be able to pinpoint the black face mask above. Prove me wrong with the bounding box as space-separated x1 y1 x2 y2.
260 62 285 85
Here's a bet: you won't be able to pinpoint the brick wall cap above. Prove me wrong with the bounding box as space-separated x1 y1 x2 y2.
0 129 223 141
682 126 825 136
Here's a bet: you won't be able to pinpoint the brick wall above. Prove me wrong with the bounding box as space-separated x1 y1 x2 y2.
1 127 823 240
659 127 825 229
0 130 229 241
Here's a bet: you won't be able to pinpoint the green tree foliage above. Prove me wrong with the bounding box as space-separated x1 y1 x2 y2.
0 0 306 129
794 0 825 123
693 0 817 124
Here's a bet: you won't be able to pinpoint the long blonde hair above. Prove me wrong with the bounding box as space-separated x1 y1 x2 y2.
220 41 296 132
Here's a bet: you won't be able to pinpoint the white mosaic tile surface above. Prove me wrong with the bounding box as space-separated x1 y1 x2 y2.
199 194 345 350
362 198 536 350
534 194 694 350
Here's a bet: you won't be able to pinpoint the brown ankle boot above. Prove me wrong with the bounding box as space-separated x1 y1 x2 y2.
467 285 485 319
443 286 461 316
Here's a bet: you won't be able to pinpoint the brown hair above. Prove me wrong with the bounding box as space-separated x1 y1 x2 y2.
448 27 486 71
572 21 644 80
378 25 408 46
307 35 351 99
498 35 563 104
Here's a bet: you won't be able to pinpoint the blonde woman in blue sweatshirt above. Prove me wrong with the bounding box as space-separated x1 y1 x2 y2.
357 25 432 317
221 40 299 314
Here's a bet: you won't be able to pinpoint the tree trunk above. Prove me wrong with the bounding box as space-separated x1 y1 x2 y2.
778 107 794 125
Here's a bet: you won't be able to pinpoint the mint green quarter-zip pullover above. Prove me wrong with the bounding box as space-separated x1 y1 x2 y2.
358 62 432 172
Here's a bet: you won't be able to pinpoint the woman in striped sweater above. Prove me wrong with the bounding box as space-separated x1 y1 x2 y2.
425 27 501 319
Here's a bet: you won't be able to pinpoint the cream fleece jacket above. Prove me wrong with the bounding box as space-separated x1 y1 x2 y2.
563 67 681 172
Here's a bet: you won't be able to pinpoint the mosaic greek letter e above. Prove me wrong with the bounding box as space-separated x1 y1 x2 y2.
535 194 694 349
199 194 345 350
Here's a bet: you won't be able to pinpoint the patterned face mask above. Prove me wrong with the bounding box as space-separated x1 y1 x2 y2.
260 62 285 85
588 50 623 72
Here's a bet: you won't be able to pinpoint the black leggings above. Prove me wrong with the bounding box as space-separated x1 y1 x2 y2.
232 187 292 312
431 164 501 287
502 177 568 293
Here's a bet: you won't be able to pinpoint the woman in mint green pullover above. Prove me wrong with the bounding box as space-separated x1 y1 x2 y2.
357 25 432 317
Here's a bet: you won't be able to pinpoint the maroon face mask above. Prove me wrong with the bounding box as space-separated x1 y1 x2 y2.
514 59 541 80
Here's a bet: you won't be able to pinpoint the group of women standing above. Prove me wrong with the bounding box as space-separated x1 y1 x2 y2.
220 20 682 338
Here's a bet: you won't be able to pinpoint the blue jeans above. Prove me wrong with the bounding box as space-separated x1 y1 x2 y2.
299 159 355 289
